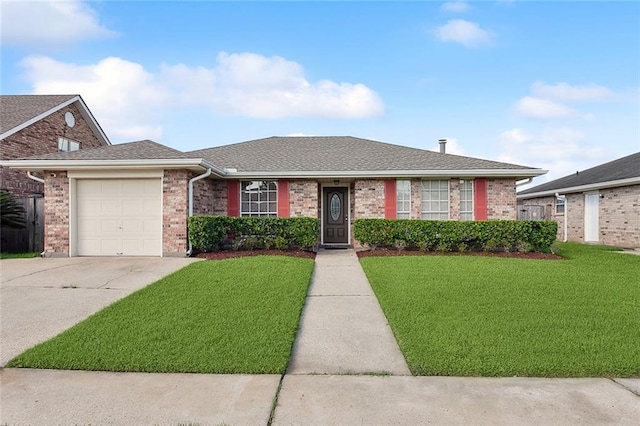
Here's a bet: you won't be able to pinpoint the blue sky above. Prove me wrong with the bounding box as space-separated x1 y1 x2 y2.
2 0 639 188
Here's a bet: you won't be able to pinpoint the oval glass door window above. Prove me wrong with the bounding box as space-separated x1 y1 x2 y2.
330 194 341 221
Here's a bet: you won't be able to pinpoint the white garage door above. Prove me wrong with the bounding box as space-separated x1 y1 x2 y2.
77 179 162 256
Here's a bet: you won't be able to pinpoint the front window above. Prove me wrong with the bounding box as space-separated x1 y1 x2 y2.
460 179 474 220
396 179 411 219
240 181 277 217
58 137 80 152
555 198 565 215
421 180 449 220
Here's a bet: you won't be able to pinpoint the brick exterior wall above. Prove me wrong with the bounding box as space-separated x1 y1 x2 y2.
354 178 517 221
1 103 106 197
192 176 216 216
43 171 70 256
449 179 461 220
354 180 386 218
290 180 319 218
211 180 228 215
163 170 189 255
486 178 517 219
519 185 640 248
601 184 640 248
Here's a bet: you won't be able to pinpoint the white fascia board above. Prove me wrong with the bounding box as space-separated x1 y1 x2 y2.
225 169 548 179
517 176 640 199
74 96 111 146
0 96 77 140
0 96 110 147
0 158 226 176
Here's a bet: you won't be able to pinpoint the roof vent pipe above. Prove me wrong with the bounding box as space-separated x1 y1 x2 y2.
439 139 447 154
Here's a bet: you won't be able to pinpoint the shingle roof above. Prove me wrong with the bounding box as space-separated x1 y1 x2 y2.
0 95 78 135
27 140 186 160
518 152 640 196
187 136 537 172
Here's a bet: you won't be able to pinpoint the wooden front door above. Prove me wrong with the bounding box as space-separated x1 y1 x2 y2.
323 187 349 244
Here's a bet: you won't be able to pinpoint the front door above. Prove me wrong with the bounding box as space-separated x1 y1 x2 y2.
584 192 600 242
323 187 349 244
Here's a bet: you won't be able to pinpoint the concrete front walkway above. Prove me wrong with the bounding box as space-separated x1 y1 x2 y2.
287 249 410 375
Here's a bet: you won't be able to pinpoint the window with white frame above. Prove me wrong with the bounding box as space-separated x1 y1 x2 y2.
421 180 449 220
555 197 565 214
460 179 474 220
240 181 277 217
396 179 411 219
58 137 80 152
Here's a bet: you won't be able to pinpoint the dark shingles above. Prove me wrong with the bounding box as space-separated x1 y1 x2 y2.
519 152 640 195
187 136 537 172
25 140 187 160
0 95 78 135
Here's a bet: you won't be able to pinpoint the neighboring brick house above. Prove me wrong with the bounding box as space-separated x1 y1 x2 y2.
0 95 110 196
518 152 640 248
2 136 546 257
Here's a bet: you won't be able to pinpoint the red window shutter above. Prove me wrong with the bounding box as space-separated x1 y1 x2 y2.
277 180 290 217
227 180 240 217
474 178 488 220
384 180 396 219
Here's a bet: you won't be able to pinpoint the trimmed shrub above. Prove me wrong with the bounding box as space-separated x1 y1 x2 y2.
188 216 319 253
353 219 557 253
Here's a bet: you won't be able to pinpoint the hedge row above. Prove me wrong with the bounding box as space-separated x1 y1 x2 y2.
353 219 557 253
188 216 319 252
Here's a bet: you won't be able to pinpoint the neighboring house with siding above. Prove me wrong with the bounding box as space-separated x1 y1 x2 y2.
0 95 110 196
2 136 546 257
517 152 640 248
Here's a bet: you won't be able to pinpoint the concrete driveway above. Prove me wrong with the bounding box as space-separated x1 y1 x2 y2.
0 256 198 366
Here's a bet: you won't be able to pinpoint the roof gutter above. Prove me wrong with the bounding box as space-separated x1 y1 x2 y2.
1 158 227 176
224 168 548 179
27 171 44 184
187 168 213 257
516 177 533 187
517 176 640 199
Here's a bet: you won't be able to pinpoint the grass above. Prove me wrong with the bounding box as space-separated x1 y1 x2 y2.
359 243 640 377
7 256 314 374
0 252 39 259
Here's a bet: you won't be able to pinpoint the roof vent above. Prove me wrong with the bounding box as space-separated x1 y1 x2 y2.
438 139 447 154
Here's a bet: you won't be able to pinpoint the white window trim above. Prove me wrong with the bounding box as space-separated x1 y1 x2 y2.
396 179 411 219
58 137 80 152
460 179 474 221
555 197 565 215
240 180 278 217
420 179 450 220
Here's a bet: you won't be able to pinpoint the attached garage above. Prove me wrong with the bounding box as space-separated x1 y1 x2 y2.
71 173 163 256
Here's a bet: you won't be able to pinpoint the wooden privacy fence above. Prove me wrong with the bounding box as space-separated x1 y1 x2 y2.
0 196 44 253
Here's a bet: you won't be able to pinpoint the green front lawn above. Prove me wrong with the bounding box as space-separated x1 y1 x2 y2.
360 243 640 377
7 256 314 374
0 252 40 259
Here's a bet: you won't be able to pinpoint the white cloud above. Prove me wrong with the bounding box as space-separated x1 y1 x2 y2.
514 96 578 119
20 53 384 140
21 56 167 140
441 2 469 13
431 138 467 155
531 81 616 102
498 127 604 184
434 19 493 47
161 52 385 119
1 0 117 49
